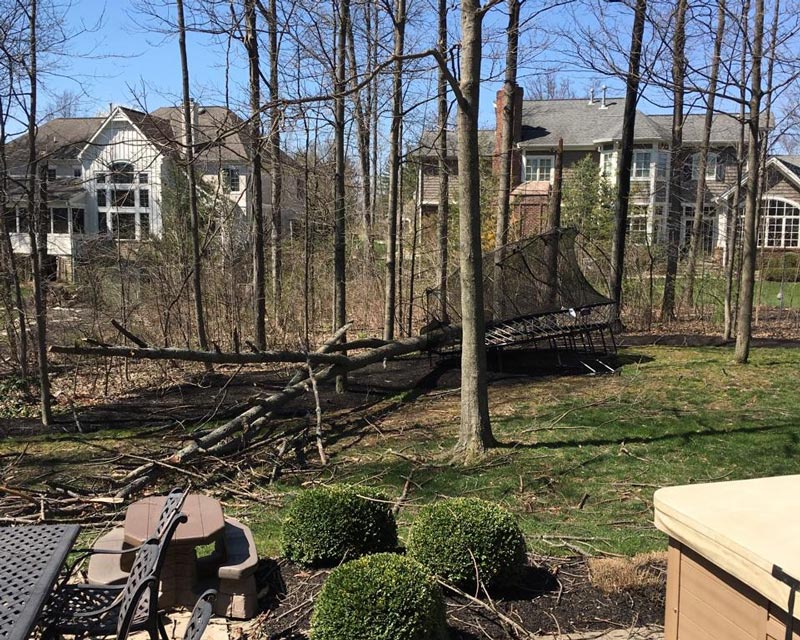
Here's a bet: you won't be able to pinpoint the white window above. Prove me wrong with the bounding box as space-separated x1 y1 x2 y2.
691 152 720 181
632 150 651 180
96 162 150 240
524 155 553 182
656 152 668 179
600 151 615 178
222 167 241 192
760 199 800 248
627 206 650 244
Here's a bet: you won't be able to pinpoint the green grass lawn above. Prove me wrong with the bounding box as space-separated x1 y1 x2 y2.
3 345 800 560
623 275 800 312
237 346 800 558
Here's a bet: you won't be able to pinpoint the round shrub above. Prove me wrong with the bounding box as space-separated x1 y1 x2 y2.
407 497 527 590
282 485 398 565
310 553 448 640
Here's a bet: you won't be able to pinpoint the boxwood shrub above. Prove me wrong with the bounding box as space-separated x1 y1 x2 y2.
406 497 527 590
310 553 448 640
282 484 398 566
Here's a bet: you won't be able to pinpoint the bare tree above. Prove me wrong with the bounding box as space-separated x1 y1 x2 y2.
176 0 211 355
608 0 647 323
334 0 349 391
244 0 267 349
493 0 521 318
0 3 28 378
450 0 497 460
734 0 765 364
524 69 574 100
265 0 283 315
383 0 406 340
724 0 750 341
24 0 52 425
436 0 449 322
682 0 726 309
660 0 688 322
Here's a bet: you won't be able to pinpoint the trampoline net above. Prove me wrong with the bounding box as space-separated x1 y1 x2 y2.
427 227 614 326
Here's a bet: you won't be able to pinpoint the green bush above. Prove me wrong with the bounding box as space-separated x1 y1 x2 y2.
407 498 527 590
281 485 398 566
760 252 800 282
310 553 448 640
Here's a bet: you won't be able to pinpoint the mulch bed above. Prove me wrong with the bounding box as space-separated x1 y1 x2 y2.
249 555 666 639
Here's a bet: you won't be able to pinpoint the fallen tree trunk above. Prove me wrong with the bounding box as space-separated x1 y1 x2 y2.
112 324 459 498
49 343 351 367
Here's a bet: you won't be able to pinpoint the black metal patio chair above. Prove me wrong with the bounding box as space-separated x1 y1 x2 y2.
181 589 217 640
42 508 187 640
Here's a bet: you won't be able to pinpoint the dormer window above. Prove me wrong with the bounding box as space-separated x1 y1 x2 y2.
524 155 553 182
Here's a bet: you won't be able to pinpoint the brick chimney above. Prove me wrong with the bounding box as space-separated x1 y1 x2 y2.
494 84 524 187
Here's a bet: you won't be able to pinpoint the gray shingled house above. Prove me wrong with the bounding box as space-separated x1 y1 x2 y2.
414 88 799 255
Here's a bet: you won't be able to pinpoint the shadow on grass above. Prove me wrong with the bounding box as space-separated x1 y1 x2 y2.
497 420 798 451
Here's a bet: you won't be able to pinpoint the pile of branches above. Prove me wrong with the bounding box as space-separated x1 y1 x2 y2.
50 321 460 499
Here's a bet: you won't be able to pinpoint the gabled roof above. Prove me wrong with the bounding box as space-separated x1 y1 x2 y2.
4 117 104 170
150 105 249 163
716 155 800 201
77 106 178 160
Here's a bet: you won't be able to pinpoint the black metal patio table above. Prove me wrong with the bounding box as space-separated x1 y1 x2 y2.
0 524 80 640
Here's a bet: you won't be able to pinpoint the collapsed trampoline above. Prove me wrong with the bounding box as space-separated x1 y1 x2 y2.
424 228 617 372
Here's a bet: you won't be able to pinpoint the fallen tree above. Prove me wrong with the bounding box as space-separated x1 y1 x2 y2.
51 322 460 498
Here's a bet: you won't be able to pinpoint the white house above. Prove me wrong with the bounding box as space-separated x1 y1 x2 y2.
3 103 301 280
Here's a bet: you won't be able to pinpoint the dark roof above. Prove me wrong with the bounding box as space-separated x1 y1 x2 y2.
120 107 176 151
518 98 741 147
648 112 742 144
4 177 86 205
776 156 800 182
411 128 495 159
5 117 104 168
149 105 249 163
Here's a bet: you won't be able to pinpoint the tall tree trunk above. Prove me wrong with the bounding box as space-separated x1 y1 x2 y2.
0 87 28 377
734 0 764 364
436 0 449 322
25 0 51 426
383 0 406 340
724 0 749 341
661 0 688 322
493 0 520 317
454 0 495 461
346 11 372 242
544 138 563 305
334 0 349 391
267 0 282 316
608 0 646 324
176 0 210 355
683 0 725 309
244 0 267 350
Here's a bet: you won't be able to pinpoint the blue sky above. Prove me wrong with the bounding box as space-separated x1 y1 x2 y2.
40 0 625 128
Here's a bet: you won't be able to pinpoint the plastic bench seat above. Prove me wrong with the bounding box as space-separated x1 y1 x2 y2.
213 517 259 619
86 527 133 586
